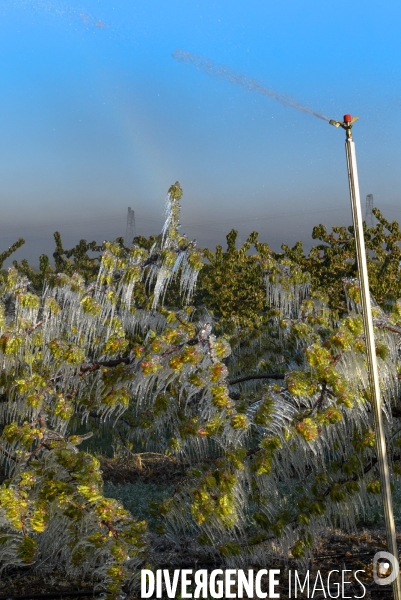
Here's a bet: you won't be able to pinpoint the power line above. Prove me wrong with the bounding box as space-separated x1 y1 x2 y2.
0 204 359 236
2 203 399 245
181 206 350 227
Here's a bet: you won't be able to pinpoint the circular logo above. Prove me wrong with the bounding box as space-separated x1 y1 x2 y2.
373 551 400 586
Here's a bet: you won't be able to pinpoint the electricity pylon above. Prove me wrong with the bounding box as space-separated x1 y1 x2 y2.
366 194 374 228
125 207 136 246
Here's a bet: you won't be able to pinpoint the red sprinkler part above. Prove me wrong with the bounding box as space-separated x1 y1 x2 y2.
328 114 358 133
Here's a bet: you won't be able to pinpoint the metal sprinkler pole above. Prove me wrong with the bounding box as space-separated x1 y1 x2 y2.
330 114 401 598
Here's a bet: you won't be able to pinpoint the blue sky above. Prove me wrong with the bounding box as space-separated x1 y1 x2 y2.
0 0 400 265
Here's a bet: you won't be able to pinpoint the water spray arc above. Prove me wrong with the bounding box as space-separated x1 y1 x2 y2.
330 114 401 599
173 50 329 122
12 0 108 31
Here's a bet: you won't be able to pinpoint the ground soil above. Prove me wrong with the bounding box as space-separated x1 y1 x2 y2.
99 453 190 485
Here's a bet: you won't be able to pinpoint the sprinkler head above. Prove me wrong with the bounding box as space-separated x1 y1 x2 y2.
329 115 359 138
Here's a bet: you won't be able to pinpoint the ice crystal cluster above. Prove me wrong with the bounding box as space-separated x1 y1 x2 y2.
1 182 401 593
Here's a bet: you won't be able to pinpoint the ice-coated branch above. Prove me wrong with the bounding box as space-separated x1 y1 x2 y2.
229 373 286 385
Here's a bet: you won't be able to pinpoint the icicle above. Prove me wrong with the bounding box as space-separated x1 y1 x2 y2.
265 264 310 317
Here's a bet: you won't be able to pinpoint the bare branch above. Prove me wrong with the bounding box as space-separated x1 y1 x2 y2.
228 373 285 385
